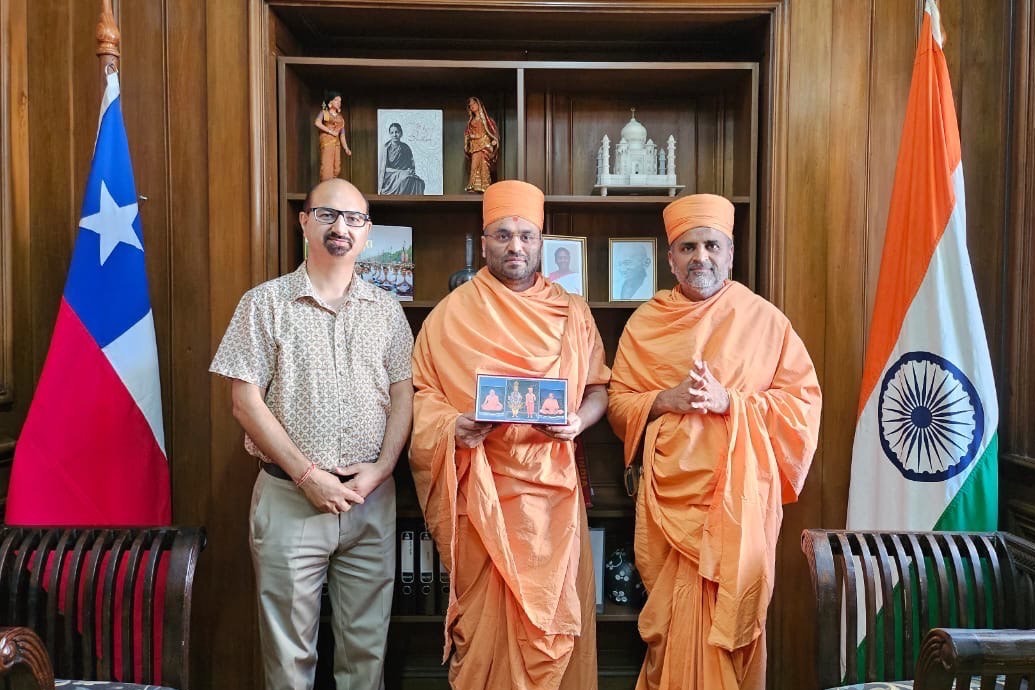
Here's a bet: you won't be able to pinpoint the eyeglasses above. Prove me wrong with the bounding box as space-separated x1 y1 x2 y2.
307 207 370 227
483 230 541 244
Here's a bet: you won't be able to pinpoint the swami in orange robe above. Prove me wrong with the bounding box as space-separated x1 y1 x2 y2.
410 180 611 690
540 393 564 416
607 194 822 690
480 389 503 412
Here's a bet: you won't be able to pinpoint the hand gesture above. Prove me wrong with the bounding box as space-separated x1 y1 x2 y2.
533 412 583 442
654 359 729 416
686 359 730 414
454 413 495 449
333 461 386 499
300 467 366 515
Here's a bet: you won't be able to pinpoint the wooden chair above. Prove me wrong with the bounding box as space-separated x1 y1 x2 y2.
0 527 206 690
801 529 1035 689
913 628 1035 690
0 625 54 689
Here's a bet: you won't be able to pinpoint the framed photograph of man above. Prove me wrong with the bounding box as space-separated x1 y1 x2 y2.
376 109 443 196
474 374 568 425
542 235 587 296
609 237 657 302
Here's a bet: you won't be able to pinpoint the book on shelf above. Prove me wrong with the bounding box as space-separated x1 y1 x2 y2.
574 437 593 508
358 224 413 301
418 526 436 615
589 527 605 614
395 524 416 615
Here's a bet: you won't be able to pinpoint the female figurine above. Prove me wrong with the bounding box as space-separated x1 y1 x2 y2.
464 97 499 193
314 92 352 181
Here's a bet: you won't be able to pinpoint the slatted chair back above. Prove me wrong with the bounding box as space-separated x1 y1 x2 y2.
801 530 1032 689
0 527 205 689
1004 533 1035 620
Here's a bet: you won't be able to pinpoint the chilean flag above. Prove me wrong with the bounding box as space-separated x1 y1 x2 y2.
6 71 170 526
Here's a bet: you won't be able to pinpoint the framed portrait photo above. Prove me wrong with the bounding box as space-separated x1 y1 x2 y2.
542 235 587 296
609 237 657 302
376 109 443 195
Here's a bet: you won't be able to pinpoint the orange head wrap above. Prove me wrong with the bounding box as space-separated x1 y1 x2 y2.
662 193 735 245
482 180 545 230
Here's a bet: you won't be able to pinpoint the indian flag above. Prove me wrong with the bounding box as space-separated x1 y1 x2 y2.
847 0 997 533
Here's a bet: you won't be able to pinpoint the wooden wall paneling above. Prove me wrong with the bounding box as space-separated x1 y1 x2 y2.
1003 0 1032 460
25 0 76 385
205 0 261 688
759 0 788 306
819 0 872 539
1002 0 1035 532
524 88 546 186
71 3 101 235
165 0 211 542
250 0 276 282
0 0 27 407
861 0 919 336
948 0 1010 383
695 94 719 194
771 2 831 688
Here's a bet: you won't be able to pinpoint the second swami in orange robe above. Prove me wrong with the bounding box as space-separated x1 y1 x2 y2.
608 281 821 690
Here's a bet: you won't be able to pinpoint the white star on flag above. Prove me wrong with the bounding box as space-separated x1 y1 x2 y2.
79 180 141 265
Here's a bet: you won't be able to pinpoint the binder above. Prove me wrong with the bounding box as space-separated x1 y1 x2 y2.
437 553 450 615
417 526 436 615
589 527 605 613
395 524 416 615
574 437 593 508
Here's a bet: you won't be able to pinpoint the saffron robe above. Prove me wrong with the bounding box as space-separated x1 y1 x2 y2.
411 268 610 690
607 281 821 690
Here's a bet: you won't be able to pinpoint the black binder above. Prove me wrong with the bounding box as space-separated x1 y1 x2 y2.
437 554 450 615
395 524 416 615
417 526 436 615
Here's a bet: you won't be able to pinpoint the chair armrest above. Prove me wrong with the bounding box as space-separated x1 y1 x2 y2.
0 625 55 689
914 627 1035 690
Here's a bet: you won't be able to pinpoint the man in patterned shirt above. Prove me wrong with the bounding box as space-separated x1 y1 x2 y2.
210 178 414 690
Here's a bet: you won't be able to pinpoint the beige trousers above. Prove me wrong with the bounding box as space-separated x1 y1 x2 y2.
250 470 396 690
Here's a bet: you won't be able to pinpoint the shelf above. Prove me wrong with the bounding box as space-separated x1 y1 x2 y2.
287 192 751 206
285 193 482 206
400 301 439 310
391 614 445 623
587 301 649 309
389 608 637 623
587 508 635 518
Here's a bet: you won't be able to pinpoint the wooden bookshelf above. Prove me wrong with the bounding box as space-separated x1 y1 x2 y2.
268 4 764 687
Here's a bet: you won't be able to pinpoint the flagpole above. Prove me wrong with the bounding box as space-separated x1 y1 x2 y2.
95 0 120 79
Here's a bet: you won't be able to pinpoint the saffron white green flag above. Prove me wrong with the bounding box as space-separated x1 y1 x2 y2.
847 0 998 532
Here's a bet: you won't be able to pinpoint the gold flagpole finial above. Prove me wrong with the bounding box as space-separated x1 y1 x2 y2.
96 0 120 77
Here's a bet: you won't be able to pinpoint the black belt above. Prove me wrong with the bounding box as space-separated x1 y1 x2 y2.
261 463 353 483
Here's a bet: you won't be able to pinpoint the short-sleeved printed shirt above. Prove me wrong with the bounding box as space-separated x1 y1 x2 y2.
210 263 413 469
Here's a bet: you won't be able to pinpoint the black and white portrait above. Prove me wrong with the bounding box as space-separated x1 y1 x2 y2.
609 238 656 301
376 109 443 195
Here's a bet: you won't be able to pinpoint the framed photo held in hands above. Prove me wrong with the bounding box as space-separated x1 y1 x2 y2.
609 237 657 302
474 374 568 425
